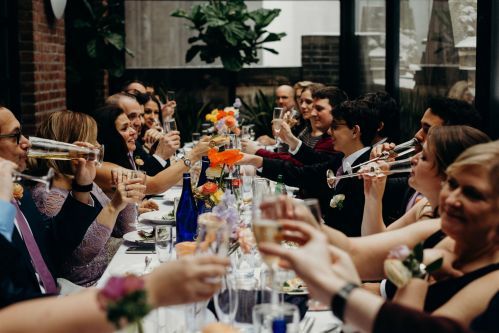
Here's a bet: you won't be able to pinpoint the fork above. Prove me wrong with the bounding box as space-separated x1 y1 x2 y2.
143 255 152 274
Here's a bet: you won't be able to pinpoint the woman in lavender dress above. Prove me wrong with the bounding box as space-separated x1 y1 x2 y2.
30 111 146 286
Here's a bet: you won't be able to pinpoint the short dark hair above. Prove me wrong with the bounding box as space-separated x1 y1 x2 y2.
427 97 481 128
332 100 380 147
312 87 348 109
360 91 399 141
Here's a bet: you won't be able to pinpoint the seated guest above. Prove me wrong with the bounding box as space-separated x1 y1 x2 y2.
106 92 179 176
30 111 144 287
361 126 490 236
242 85 344 166
262 141 499 323
92 106 211 195
258 220 499 333
0 106 101 307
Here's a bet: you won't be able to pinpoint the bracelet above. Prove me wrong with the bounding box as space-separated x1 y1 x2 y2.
331 282 359 321
71 179 93 192
97 275 151 330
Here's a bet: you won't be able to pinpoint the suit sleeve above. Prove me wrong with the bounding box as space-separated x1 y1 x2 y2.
256 149 303 166
47 193 102 263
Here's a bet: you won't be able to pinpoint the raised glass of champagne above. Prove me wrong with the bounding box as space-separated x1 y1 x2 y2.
28 137 104 166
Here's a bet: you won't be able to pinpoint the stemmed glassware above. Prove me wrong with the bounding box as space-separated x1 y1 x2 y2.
12 168 55 193
326 157 413 189
111 168 147 229
272 108 284 149
28 136 104 166
303 198 323 227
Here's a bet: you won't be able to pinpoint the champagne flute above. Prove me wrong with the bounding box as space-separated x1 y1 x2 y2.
303 198 323 226
253 218 283 305
272 108 284 149
214 273 239 325
28 137 104 166
12 168 55 193
164 119 179 159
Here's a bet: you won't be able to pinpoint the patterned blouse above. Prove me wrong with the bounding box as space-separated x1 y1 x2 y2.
32 183 136 287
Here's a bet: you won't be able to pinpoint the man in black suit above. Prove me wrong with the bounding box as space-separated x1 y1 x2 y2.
240 100 380 236
0 107 101 307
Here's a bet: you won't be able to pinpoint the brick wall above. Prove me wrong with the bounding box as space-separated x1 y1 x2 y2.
18 0 66 134
302 35 340 86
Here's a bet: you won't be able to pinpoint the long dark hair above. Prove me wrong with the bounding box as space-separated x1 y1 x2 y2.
91 105 134 169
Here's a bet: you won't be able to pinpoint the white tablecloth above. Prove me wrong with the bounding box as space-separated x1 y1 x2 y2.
97 188 342 332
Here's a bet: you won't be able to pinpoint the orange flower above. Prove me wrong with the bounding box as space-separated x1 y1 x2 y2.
231 127 241 136
200 182 218 195
228 111 235 116
208 148 243 167
225 116 236 128
216 110 227 120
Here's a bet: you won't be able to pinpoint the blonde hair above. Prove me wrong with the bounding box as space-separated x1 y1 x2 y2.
446 140 499 197
33 110 98 176
448 81 470 100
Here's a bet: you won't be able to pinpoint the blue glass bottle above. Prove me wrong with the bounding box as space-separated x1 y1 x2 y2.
196 156 210 214
176 173 198 243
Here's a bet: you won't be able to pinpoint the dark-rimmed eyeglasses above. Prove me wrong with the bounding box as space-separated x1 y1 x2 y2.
330 122 349 131
0 131 22 144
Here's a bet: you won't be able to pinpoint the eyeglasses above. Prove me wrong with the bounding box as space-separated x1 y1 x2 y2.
0 131 22 144
330 122 349 131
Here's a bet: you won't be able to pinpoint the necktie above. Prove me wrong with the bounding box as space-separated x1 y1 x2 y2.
128 153 137 170
12 200 58 294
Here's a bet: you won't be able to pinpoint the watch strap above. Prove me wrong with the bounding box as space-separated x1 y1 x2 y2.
71 179 93 192
331 282 359 321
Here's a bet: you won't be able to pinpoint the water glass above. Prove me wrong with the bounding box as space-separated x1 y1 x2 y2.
252 303 300 333
214 274 239 324
241 175 254 206
155 225 173 263
241 125 251 140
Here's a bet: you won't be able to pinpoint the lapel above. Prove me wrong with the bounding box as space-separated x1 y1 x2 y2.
333 149 371 194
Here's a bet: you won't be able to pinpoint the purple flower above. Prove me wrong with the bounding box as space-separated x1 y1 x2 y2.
233 98 242 109
387 245 411 260
222 191 236 207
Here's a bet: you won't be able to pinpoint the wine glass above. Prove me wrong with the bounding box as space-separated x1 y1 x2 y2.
164 119 179 159
155 225 173 263
12 168 55 193
112 169 147 229
252 178 271 221
272 108 284 149
252 303 300 333
214 273 239 325
252 217 283 305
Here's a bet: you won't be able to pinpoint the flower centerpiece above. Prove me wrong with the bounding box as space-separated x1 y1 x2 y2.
384 243 443 288
205 99 242 136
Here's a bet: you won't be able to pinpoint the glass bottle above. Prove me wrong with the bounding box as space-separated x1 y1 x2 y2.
274 174 287 195
196 156 210 214
176 173 199 243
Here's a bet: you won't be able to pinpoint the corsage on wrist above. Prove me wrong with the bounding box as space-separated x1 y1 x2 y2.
384 243 442 288
98 275 151 331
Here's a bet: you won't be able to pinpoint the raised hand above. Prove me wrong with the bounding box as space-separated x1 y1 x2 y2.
155 131 181 160
0 159 18 202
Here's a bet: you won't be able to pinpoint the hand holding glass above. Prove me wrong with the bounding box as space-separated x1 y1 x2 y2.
28 137 104 166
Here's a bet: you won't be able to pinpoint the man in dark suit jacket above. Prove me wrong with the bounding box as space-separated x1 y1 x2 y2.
0 107 102 307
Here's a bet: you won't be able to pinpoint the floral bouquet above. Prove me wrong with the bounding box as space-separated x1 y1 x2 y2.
205 99 242 135
384 243 443 288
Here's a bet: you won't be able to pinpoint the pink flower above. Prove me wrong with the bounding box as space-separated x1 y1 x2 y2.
101 276 144 301
387 245 411 260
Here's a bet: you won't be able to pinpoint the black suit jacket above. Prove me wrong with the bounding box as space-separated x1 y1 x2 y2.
1 188 101 307
135 140 169 176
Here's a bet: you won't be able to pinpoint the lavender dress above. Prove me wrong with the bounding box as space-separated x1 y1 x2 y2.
32 183 136 286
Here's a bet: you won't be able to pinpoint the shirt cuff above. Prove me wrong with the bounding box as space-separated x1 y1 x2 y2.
0 199 15 242
153 154 168 167
288 140 302 155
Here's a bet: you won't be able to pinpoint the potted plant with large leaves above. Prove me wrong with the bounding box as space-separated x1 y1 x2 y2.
171 0 286 101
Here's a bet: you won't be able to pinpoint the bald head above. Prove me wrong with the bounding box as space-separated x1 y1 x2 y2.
276 85 295 110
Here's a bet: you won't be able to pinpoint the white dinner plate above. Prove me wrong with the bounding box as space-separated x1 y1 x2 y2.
162 189 182 202
123 230 155 244
140 210 175 225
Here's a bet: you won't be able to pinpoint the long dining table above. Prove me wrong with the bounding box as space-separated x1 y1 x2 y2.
97 185 343 333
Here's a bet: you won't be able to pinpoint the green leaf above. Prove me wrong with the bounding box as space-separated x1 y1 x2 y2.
185 45 203 63
426 258 443 273
221 55 243 72
188 36 200 44
262 47 279 55
258 32 284 44
413 243 423 262
171 9 189 19
105 33 124 50
125 47 135 57
86 39 97 58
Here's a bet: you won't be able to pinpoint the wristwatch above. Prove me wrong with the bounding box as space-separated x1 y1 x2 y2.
181 156 192 168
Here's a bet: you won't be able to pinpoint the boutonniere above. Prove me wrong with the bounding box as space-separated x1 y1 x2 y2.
134 156 144 167
13 183 24 200
330 194 345 210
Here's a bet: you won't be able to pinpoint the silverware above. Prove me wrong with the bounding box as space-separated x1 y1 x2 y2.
143 255 152 274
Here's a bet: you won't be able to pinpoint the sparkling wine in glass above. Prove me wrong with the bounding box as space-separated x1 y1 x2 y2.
272 108 284 149
28 137 104 166
253 218 283 304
